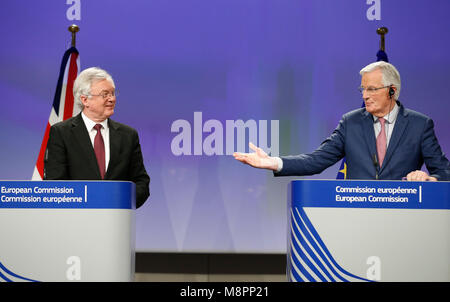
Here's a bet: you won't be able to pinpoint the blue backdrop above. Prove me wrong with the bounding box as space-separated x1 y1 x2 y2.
0 0 449 253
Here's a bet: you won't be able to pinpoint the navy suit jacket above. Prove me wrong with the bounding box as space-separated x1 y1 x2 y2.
275 102 450 181
44 113 150 208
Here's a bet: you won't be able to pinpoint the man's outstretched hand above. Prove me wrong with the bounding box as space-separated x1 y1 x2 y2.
233 142 279 171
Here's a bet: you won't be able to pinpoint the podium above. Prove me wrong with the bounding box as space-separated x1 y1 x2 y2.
287 180 450 282
0 181 135 282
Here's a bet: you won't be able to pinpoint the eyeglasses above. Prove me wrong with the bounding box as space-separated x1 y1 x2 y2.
358 86 390 94
88 90 118 99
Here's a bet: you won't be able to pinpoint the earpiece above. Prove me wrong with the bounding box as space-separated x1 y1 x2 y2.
386 86 395 144
389 86 395 97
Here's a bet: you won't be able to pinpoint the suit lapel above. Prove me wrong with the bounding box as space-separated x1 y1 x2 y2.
361 111 377 160
106 119 121 179
71 114 102 179
380 104 408 172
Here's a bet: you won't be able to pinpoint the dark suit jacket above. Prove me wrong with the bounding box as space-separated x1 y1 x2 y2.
44 113 150 208
275 101 450 181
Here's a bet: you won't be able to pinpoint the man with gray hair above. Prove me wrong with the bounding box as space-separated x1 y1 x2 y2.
234 61 450 181
44 67 150 208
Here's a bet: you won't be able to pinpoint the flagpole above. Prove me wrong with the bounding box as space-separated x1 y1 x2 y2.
68 24 79 47
376 27 388 52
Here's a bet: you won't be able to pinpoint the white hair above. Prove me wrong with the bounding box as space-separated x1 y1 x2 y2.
360 61 401 100
73 67 115 109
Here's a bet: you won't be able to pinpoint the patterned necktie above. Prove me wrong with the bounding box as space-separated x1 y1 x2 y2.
376 117 387 168
93 124 105 179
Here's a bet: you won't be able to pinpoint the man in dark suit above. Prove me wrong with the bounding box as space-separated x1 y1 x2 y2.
44 67 150 208
234 61 450 181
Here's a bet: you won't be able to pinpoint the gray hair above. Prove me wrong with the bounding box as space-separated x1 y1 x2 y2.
360 61 401 100
73 67 115 109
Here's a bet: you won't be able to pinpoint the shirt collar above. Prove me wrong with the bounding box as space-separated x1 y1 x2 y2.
81 112 109 131
373 102 399 124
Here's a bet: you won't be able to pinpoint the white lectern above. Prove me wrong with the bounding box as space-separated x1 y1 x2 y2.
0 181 135 282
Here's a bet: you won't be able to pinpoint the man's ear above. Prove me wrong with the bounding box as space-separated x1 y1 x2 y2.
80 95 89 107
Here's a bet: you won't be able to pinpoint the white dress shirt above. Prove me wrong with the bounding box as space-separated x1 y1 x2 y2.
81 112 110 172
373 102 399 148
275 102 400 172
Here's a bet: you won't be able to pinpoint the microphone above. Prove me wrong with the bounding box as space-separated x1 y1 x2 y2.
372 154 379 180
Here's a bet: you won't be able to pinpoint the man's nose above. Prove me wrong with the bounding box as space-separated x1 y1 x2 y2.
362 90 370 100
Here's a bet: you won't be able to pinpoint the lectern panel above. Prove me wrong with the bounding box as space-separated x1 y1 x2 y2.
0 181 135 282
288 180 450 282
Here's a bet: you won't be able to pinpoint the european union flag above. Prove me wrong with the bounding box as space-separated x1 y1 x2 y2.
376 49 389 63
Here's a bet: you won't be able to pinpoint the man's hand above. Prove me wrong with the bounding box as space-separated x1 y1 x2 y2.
405 170 437 181
233 142 279 171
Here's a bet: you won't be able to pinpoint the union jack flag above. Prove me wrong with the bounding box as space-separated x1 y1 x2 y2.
32 47 80 180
